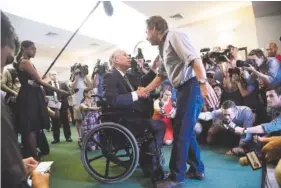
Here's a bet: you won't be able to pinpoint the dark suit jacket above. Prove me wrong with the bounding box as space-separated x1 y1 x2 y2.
44 81 69 109
103 68 156 118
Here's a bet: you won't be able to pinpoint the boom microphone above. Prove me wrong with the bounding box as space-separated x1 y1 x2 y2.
42 1 113 78
103 1 114 16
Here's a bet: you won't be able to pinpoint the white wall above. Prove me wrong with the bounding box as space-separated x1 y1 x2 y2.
178 6 258 52
255 15 281 51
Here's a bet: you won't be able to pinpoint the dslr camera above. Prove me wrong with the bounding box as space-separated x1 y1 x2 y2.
70 63 89 82
236 59 256 68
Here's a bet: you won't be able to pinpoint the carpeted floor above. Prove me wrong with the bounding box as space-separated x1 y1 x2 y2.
43 127 261 188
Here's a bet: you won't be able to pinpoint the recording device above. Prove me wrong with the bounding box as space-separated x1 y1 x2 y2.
211 49 231 63
42 1 114 78
131 48 146 70
236 59 256 68
222 120 236 130
103 1 114 16
200 47 231 64
27 161 54 186
91 59 107 79
70 63 89 82
228 67 241 78
200 48 212 65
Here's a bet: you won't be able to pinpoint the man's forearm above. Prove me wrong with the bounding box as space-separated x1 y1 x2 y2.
246 125 265 134
144 75 164 93
1 84 17 95
253 70 271 84
192 59 207 81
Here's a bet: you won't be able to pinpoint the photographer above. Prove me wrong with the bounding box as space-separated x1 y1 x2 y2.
199 100 255 156
245 49 281 88
235 87 281 136
128 48 151 80
221 68 244 106
232 68 268 124
69 63 92 141
92 60 109 96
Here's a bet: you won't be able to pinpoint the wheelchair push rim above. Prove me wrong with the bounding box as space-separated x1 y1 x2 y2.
81 122 139 184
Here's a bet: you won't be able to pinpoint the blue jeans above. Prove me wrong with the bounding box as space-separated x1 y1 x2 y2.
169 77 204 182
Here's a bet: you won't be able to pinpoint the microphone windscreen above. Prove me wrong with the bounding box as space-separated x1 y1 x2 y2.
103 1 113 16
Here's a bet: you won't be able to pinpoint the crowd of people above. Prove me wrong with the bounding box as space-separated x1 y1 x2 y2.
1 10 281 188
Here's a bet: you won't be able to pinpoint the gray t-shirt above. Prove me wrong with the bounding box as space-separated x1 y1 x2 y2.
158 30 200 88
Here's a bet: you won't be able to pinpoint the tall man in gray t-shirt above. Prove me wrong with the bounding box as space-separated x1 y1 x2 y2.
142 16 218 187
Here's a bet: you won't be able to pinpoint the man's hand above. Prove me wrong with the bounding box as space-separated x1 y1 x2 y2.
235 127 244 135
31 170 50 188
243 64 256 72
22 157 38 175
200 82 218 109
136 87 149 98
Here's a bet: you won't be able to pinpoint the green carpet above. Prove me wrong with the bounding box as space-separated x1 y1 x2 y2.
43 127 261 188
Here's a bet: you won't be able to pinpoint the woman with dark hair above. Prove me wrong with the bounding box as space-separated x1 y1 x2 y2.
15 40 68 158
153 87 176 145
80 88 100 150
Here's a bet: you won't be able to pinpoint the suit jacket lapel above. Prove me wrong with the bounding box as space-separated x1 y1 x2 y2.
112 68 132 92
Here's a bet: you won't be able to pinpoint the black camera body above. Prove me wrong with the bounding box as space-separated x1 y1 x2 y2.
92 59 107 79
70 63 89 81
228 67 241 77
211 49 231 63
236 59 256 68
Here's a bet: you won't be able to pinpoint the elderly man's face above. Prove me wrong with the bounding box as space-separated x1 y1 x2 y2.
115 51 131 70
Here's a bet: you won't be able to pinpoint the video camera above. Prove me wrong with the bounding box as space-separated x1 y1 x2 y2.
70 63 89 82
131 48 149 70
92 59 107 78
200 48 231 64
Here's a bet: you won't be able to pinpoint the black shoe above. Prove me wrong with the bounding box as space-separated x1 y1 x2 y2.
51 140 60 144
186 171 205 180
66 138 73 142
156 176 184 188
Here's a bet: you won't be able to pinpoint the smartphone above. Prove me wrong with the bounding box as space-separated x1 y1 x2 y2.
27 161 54 186
35 161 54 173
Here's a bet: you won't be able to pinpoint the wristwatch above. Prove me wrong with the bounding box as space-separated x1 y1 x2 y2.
198 79 208 85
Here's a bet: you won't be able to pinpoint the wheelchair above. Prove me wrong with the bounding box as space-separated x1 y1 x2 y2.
81 95 164 184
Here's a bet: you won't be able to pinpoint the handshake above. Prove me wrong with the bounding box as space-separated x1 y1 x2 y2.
136 87 150 98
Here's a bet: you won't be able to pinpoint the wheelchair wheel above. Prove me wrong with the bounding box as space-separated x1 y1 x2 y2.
81 122 139 184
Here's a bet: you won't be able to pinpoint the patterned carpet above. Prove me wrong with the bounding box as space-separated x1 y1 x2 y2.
43 127 261 188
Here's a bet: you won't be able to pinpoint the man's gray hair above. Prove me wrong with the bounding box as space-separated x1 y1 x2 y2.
109 49 125 67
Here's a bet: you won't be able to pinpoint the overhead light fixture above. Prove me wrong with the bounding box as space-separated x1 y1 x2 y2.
50 46 55 48
89 43 99 46
169 13 184 20
45 32 58 37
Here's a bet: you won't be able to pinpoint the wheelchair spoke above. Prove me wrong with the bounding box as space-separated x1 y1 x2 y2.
88 155 104 163
105 158 110 178
108 155 130 169
90 138 105 150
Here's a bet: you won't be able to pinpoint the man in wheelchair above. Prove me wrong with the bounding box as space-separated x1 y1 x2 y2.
102 50 166 181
